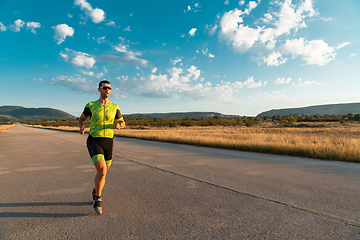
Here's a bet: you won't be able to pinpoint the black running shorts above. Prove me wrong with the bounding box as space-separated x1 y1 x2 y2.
87 135 113 166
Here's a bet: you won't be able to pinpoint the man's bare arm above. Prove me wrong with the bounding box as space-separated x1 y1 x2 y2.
115 118 125 130
78 114 88 134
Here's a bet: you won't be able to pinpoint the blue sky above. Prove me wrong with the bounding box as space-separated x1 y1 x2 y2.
0 0 359 117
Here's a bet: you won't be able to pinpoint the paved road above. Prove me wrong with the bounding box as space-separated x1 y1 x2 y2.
0 124 359 239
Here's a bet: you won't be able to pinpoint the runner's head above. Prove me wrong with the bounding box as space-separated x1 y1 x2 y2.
98 80 112 99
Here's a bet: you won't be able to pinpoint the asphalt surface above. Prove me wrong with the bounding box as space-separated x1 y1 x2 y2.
0 123 359 239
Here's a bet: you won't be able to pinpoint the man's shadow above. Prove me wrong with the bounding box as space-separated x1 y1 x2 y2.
0 202 91 218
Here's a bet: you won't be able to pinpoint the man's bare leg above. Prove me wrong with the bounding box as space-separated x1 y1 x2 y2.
94 160 107 197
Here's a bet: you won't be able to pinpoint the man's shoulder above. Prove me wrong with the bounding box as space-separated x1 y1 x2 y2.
85 100 99 107
109 101 120 109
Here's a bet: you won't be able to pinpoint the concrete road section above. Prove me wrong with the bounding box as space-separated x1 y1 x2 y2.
0 124 359 239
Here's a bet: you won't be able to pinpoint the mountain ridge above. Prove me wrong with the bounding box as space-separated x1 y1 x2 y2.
0 106 76 122
257 102 360 117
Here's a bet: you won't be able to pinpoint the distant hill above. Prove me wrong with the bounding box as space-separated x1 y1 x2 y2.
0 106 76 122
257 102 360 117
125 112 240 119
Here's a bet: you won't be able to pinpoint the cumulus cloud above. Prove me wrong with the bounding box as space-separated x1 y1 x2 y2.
52 75 97 94
26 22 41 34
187 65 201 80
206 24 218 36
189 28 197 37
336 42 350 50
294 78 317 86
74 0 105 23
53 24 74 45
0 22 7 31
60 48 96 68
274 77 291 84
105 21 117 27
202 48 215 58
261 51 287 66
10 19 25 32
218 0 341 66
103 43 149 68
115 70 243 103
219 8 262 53
280 38 335 65
172 58 182 65
124 26 131 31
185 3 200 12
97 54 149 68
243 76 265 88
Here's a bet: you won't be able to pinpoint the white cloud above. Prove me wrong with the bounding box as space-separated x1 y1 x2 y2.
185 2 200 12
243 76 264 88
124 26 131 31
218 0 341 66
151 67 158 73
336 42 350 50
187 65 201 80
26 22 41 34
53 24 74 45
52 75 97 94
67 13 73 18
90 8 105 23
74 0 106 23
274 77 291 84
202 48 215 58
109 44 149 68
219 8 262 53
114 43 127 53
320 17 333 21
189 28 197 37
261 51 287 66
239 0 245 6
61 48 96 68
225 0 230 5
172 58 182 65
0 22 7 31
97 36 106 44
114 69 243 104
10 19 25 32
60 52 69 61
81 70 94 76
350 53 356 57
97 54 149 68
105 21 117 27
280 38 335 65
294 78 317 86
72 53 96 69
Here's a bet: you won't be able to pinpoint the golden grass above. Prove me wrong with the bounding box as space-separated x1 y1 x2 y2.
0 124 15 134
24 122 360 163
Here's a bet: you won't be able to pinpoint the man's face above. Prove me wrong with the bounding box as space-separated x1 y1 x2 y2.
99 83 112 98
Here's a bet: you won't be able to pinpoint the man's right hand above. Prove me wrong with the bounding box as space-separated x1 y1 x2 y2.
79 126 85 134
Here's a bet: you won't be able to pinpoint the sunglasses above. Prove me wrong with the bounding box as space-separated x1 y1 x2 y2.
101 86 112 90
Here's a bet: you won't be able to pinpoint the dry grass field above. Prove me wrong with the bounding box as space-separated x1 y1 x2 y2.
0 124 15 134
24 122 360 163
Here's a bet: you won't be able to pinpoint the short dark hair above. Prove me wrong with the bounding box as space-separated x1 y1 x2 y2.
99 80 111 88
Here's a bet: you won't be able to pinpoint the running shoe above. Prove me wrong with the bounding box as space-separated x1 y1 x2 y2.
93 196 103 214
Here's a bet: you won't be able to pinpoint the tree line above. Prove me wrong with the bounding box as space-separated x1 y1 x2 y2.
17 113 360 128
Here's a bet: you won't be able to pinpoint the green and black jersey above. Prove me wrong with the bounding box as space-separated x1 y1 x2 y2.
82 100 123 138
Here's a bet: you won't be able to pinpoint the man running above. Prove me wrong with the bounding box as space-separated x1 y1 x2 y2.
78 80 125 214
